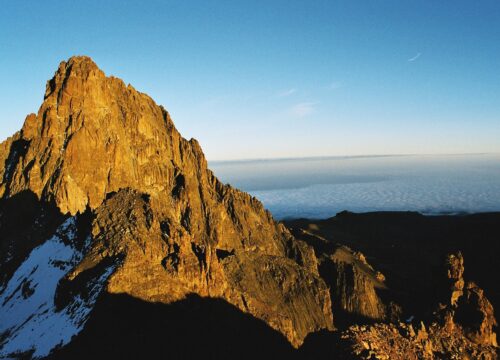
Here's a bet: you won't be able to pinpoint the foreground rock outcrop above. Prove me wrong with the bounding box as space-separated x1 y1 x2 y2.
288 214 498 359
440 253 497 348
0 56 333 358
300 251 498 359
339 319 497 360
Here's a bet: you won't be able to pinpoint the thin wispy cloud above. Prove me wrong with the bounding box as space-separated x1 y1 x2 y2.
276 88 297 97
289 102 317 118
328 81 342 90
408 52 422 62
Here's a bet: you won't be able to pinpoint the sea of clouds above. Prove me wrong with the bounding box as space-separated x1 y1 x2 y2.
211 154 500 219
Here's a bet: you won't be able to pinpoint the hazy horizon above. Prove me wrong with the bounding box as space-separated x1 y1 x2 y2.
208 151 500 163
211 153 500 219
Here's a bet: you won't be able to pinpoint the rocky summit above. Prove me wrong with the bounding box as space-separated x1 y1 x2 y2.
0 56 332 359
0 57 497 359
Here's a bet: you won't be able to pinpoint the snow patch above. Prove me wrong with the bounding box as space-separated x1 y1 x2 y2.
0 217 115 359
3 149 17 181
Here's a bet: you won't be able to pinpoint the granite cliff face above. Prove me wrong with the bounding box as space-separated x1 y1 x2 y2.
0 56 333 358
289 227 388 327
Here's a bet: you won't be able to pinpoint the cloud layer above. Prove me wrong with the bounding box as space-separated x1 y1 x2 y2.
276 88 297 97
289 102 317 118
212 155 500 220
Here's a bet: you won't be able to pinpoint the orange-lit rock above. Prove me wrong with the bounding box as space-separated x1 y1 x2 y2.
0 56 333 349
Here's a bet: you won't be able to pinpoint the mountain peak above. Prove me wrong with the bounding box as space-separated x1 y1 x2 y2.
44 56 104 100
61 55 100 72
3 56 187 214
66 55 98 66
56 55 102 80
0 57 334 355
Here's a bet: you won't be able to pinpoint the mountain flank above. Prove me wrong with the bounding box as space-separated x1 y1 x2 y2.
0 56 332 358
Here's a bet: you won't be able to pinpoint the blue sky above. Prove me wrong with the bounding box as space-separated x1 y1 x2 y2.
1 0 499 160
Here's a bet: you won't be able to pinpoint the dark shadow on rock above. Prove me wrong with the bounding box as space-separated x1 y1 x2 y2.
286 211 500 321
299 329 351 359
0 190 66 286
1 138 30 190
49 293 298 360
318 258 383 330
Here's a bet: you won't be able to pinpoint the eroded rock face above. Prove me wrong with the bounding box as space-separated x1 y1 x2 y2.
290 228 388 327
433 252 498 348
441 252 498 348
324 248 387 324
0 56 333 357
445 252 465 307
456 281 498 347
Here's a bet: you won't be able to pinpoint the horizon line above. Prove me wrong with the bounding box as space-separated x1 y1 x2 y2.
208 152 498 164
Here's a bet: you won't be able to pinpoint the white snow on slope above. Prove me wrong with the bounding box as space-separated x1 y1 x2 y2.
0 217 115 359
